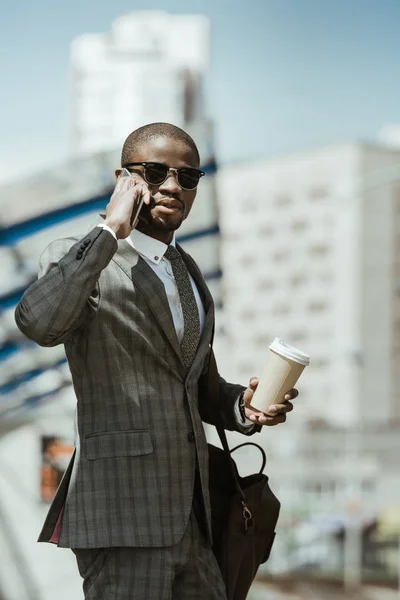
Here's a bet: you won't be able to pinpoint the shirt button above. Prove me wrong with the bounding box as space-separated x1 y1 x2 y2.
154 255 159 261
187 432 195 443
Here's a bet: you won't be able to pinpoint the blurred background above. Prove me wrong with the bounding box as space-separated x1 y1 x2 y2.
1 1 400 598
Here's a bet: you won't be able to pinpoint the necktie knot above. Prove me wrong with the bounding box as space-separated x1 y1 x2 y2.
165 245 180 262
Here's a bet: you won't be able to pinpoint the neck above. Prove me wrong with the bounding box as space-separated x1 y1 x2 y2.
135 220 174 245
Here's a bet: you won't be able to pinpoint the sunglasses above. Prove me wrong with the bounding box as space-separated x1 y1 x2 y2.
122 162 205 190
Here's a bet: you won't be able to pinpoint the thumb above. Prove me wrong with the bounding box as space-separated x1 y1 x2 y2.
243 377 259 405
249 377 259 390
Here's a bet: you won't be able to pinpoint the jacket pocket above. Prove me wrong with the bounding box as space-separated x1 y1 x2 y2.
85 429 153 460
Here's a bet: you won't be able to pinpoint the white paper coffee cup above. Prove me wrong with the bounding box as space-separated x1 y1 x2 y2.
250 337 310 414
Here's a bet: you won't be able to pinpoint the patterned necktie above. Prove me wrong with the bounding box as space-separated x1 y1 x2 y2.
165 245 201 370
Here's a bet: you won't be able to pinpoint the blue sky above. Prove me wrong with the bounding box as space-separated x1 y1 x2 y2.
1 0 400 181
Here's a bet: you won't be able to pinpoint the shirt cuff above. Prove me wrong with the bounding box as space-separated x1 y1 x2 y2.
97 223 117 240
234 395 255 431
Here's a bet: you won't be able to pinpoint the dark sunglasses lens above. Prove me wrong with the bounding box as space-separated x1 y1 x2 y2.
144 164 168 185
178 169 201 190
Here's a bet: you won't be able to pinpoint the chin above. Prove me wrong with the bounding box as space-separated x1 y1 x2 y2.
151 214 184 232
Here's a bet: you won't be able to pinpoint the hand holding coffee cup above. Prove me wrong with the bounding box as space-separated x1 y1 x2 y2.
243 338 310 425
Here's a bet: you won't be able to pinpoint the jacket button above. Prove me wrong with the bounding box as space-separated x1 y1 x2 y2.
84 239 91 246
187 431 195 443
76 252 83 260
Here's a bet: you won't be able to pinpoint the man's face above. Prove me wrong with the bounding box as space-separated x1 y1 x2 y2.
116 136 199 239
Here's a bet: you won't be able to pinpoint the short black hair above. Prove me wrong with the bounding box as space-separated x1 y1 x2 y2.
121 122 200 167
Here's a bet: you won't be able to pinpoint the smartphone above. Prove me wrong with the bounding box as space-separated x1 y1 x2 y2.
118 168 146 228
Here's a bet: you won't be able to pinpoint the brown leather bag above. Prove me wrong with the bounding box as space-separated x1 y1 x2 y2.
206 348 281 600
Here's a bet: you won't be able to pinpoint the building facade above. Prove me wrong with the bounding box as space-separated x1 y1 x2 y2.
69 11 209 157
217 142 400 427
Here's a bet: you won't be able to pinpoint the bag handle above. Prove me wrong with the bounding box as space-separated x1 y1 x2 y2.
216 424 250 510
230 442 267 475
206 331 257 516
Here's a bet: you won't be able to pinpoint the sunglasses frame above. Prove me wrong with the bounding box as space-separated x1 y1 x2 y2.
122 162 205 190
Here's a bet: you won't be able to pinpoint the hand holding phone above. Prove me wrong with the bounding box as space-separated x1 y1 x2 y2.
118 168 147 228
104 169 151 239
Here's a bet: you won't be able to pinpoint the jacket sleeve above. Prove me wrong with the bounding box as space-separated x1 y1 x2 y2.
198 352 261 435
14 227 117 347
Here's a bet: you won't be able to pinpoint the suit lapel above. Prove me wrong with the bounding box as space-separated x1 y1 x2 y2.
111 237 215 378
111 240 184 369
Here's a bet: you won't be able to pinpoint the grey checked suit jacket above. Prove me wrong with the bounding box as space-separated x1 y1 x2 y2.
15 225 253 549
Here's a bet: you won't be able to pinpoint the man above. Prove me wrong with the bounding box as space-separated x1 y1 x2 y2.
15 123 297 600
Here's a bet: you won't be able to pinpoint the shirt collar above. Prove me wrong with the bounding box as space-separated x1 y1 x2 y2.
130 229 176 265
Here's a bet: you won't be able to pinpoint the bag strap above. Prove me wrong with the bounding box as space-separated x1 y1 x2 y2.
206 334 252 506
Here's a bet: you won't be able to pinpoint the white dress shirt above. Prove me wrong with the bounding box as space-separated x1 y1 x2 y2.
98 224 253 430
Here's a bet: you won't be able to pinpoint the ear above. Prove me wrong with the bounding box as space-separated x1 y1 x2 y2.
115 168 122 180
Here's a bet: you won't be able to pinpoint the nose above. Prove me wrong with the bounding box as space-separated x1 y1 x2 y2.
158 170 181 194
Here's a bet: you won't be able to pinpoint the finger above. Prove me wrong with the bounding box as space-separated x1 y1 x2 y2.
243 378 259 404
111 175 137 199
268 402 293 414
120 175 138 191
245 403 262 414
284 388 298 401
141 185 152 205
128 182 150 204
266 413 287 426
246 405 279 419
246 402 293 423
128 185 145 212
249 377 259 390
247 413 287 426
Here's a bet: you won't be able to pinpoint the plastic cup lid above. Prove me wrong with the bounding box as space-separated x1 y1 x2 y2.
269 337 310 366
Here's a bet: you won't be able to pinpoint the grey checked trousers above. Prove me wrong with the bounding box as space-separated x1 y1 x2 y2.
72 508 227 600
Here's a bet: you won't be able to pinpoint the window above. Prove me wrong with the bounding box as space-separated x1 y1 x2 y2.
309 186 328 201
259 279 275 291
308 300 329 313
318 270 334 284
290 273 307 288
310 243 330 256
238 362 254 375
303 480 336 498
272 304 290 316
240 309 254 322
313 357 330 368
273 248 290 262
241 198 258 212
274 194 292 207
275 194 292 206
361 480 374 493
289 330 308 343
291 219 309 232
254 333 272 346
258 224 276 237
239 255 255 267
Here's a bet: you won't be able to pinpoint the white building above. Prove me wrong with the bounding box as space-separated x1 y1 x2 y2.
70 11 210 157
217 142 400 427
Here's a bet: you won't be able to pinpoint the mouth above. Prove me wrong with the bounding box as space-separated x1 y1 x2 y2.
154 198 183 215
